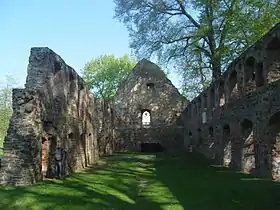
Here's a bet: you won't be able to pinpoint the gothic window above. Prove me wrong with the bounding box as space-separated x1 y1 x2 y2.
142 110 151 126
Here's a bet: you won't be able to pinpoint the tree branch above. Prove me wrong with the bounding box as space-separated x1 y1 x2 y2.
175 0 201 28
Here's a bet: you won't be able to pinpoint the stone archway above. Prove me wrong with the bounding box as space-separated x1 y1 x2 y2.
208 126 215 159
268 111 280 180
41 136 49 177
240 119 255 173
223 124 231 166
267 37 280 84
244 57 256 94
229 71 238 101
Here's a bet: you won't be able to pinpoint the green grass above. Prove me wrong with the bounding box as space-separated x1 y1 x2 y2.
0 152 279 210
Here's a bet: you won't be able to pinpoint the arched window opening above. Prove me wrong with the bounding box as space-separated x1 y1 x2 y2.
197 98 201 111
193 102 197 115
244 57 256 94
41 137 49 177
209 126 214 138
245 57 255 82
141 110 151 126
207 88 215 119
202 111 207 124
241 119 253 136
229 70 238 101
223 124 230 137
268 111 280 180
210 88 215 109
267 37 280 51
188 131 193 152
209 126 214 148
223 124 231 167
203 93 207 108
188 104 192 118
256 62 264 87
240 119 254 172
267 38 280 84
219 81 225 107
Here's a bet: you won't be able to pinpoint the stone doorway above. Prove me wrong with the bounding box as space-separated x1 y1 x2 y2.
141 142 163 153
268 111 280 180
41 136 49 177
240 119 255 172
223 124 231 166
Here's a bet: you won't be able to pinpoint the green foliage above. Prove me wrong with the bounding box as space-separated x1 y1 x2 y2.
82 54 137 100
0 76 15 150
114 0 280 99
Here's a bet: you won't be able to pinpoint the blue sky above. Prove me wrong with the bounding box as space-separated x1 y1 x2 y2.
0 0 180 89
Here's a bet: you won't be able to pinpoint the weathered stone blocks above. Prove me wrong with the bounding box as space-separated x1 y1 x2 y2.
0 47 114 186
182 23 280 181
113 59 188 152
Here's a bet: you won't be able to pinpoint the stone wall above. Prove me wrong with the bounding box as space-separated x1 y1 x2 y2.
182 23 280 181
113 59 188 152
95 99 115 156
0 47 114 186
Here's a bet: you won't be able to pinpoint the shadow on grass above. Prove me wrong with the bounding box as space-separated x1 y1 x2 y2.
0 154 161 210
154 152 280 210
0 152 279 209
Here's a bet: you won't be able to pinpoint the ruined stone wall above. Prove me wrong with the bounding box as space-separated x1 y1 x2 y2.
114 59 188 152
0 47 114 186
182 23 280 181
95 99 115 156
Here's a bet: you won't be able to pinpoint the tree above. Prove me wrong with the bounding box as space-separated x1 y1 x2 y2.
0 76 15 150
114 0 280 99
82 54 137 100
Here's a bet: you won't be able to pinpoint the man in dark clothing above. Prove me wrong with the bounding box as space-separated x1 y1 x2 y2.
54 147 66 179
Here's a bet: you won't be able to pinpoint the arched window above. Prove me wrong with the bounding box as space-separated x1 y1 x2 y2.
244 56 256 93
267 37 280 84
229 70 238 100
269 111 280 180
142 110 151 125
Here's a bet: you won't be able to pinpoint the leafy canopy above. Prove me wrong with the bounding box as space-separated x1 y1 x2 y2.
82 54 137 100
114 0 280 99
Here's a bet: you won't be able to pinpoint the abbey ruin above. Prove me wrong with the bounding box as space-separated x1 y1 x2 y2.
0 23 280 186
183 23 280 180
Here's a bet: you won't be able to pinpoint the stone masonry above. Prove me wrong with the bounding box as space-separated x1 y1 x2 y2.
182 23 280 181
0 48 114 186
113 59 188 152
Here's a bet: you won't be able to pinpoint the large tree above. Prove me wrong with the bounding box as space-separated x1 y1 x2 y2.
82 54 137 100
114 0 280 99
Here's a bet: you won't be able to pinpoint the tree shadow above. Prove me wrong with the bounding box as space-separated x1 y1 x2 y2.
154 152 280 210
0 154 161 210
1 152 279 209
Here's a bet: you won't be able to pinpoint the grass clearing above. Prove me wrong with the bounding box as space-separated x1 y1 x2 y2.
0 152 279 209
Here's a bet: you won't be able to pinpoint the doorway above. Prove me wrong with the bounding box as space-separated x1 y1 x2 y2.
141 142 163 153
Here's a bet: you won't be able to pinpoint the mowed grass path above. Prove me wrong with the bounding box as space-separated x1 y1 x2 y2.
0 153 279 210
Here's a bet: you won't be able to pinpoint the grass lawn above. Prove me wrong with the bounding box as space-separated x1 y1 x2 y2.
0 152 279 210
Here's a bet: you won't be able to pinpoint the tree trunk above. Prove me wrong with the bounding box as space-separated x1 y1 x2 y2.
211 58 221 81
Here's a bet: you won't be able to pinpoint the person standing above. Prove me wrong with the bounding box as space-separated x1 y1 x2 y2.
54 146 66 179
